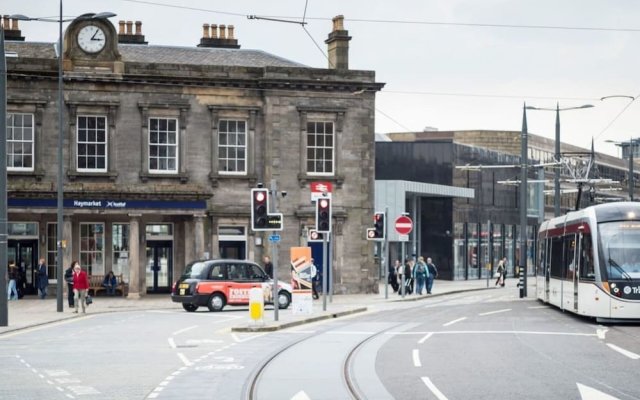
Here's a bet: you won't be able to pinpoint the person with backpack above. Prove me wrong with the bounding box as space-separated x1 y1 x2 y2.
426 257 438 294
413 256 429 295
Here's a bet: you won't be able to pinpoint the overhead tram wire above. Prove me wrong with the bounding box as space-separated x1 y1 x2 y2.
594 94 640 141
123 0 640 34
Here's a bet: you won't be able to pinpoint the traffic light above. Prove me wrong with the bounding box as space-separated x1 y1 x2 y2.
251 188 269 231
316 197 332 233
373 212 385 239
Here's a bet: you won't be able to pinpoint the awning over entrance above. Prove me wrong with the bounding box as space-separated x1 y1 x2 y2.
375 180 474 241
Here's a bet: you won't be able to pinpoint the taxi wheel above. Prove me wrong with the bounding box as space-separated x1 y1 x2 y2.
207 293 226 312
182 303 198 312
277 291 291 309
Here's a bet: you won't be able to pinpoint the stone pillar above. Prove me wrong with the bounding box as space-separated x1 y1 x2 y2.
128 214 141 299
194 213 206 259
184 219 195 263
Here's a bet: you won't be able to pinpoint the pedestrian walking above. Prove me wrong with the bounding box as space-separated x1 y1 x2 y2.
389 259 400 293
7 261 19 300
310 258 319 299
71 261 90 314
36 258 48 299
263 256 273 279
64 264 75 307
413 256 429 295
426 257 438 294
402 257 414 295
500 257 507 287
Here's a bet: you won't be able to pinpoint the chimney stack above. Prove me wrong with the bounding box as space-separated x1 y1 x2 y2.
198 23 240 49
117 20 148 44
2 15 25 41
324 15 351 70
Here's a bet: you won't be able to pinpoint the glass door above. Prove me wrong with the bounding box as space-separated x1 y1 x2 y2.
8 240 38 296
146 240 173 293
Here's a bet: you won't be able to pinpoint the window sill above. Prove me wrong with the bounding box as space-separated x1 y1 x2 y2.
67 171 118 181
140 172 189 183
8 170 45 181
209 172 257 187
297 173 344 188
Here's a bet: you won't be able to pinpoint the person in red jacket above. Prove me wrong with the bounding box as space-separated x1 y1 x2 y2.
71 261 90 314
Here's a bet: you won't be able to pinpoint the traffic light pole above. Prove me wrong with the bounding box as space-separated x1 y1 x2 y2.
322 234 328 311
383 206 389 299
270 179 279 322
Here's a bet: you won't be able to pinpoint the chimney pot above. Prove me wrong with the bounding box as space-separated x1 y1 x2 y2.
211 24 218 38
3 15 9 29
332 15 344 31
202 23 210 38
126 20 133 35
11 18 18 30
219 24 226 39
228 25 235 39
135 21 142 35
118 20 125 34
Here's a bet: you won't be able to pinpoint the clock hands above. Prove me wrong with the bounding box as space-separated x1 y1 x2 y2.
90 28 103 41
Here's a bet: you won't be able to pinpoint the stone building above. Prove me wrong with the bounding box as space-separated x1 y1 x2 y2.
3 14 383 296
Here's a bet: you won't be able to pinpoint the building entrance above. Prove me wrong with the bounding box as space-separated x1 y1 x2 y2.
146 240 173 293
7 239 38 296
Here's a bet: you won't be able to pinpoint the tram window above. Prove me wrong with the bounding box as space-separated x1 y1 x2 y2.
550 237 563 278
537 238 546 277
579 234 595 281
564 235 576 280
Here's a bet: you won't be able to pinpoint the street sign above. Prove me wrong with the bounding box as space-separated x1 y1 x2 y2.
308 229 324 242
310 181 333 201
269 234 281 242
395 216 413 235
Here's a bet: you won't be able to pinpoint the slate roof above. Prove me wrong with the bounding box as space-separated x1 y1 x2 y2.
5 41 306 68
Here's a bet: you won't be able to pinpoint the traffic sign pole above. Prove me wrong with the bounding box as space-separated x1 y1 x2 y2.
384 206 389 300
270 179 279 322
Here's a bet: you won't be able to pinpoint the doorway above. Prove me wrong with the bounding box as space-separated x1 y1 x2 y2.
219 241 246 259
146 240 173 293
7 240 38 296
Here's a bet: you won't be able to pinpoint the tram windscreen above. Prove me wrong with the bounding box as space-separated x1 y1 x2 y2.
599 222 640 280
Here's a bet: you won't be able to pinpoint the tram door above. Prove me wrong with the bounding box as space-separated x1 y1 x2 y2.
7 240 38 295
544 238 551 303
574 234 583 312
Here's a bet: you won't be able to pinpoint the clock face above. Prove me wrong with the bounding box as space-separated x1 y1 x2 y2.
77 25 107 54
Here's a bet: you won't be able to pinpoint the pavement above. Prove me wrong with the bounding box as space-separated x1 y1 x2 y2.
0 278 531 335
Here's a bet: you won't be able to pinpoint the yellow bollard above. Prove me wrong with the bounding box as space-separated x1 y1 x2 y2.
249 287 264 327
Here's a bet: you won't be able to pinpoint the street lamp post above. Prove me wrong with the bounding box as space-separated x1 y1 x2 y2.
520 104 528 298
526 104 594 217
1 18 9 326
11 4 116 313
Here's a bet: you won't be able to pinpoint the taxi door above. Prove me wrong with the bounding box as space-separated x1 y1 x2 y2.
225 263 265 304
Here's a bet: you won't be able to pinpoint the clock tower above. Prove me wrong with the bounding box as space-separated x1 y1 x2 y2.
63 14 123 74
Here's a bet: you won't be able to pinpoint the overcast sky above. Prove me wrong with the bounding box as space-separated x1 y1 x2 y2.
5 0 640 157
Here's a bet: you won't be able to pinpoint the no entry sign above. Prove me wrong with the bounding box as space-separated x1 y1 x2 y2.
395 216 413 235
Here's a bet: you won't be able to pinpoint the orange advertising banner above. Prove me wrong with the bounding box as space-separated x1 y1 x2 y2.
290 247 313 290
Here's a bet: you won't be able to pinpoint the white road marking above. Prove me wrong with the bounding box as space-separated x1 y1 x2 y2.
421 377 449 400
478 308 511 316
167 337 176 349
597 329 608 340
185 339 223 345
577 383 620 399
282 330 317 334
606 343 640 360
386 330 597 337
68 386 100 395
418 333 434 344
0 316 96 339
327 331 375 335
65 394 75 399
442 317 467 327
291 391 312 400
172 325 198 336
177 352 192 366
231 332 266 343
412 349 422 367
147 394 159 399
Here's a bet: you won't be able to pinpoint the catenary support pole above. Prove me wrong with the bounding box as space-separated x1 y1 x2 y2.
520 104 528 298
56 0 64 313
554 103 561 217
322 234 327 311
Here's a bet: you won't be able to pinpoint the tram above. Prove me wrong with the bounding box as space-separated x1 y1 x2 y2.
537 202 640 322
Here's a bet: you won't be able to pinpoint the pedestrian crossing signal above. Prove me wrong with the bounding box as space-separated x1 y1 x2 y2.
367 212 385 240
